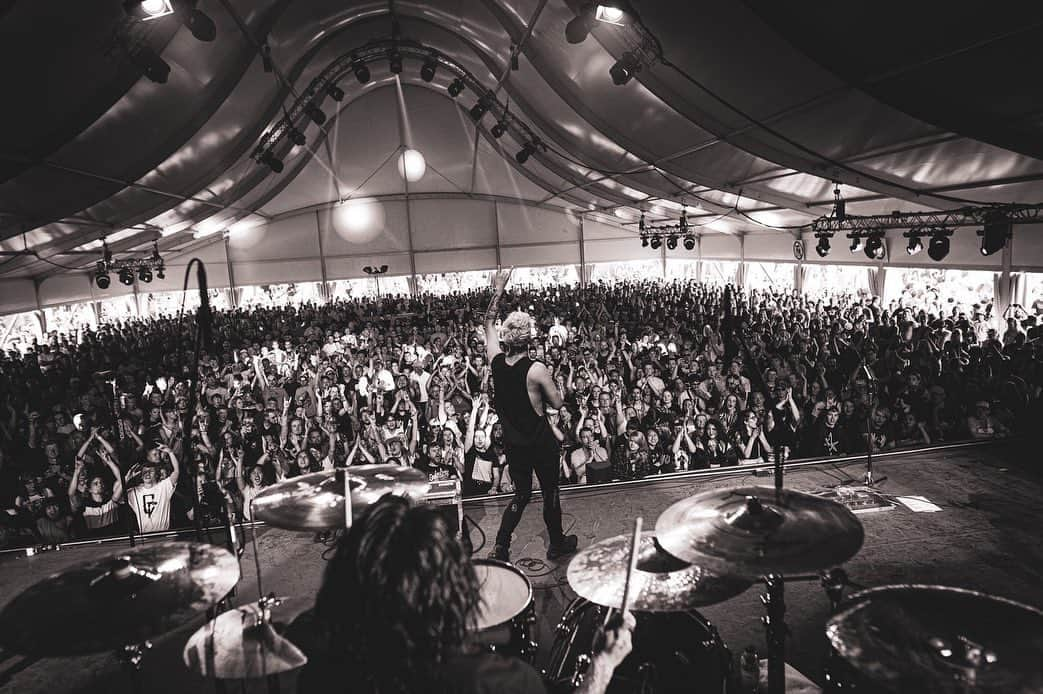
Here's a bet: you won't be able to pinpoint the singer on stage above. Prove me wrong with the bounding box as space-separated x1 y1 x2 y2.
484 268 578 563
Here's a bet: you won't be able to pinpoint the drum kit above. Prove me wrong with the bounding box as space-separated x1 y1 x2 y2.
2 466 1042 694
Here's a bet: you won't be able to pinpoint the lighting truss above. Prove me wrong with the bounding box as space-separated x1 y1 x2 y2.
253 40 547 166
97 242 165 282
810 204 1043 234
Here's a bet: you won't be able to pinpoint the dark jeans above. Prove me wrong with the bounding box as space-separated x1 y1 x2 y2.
494 436 565 549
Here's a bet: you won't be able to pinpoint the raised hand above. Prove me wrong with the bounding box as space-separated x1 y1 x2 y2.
491 267 513 294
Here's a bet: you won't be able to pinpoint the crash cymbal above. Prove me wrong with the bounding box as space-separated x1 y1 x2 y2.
826 585 1043 693
655 486 863 579
183 600 307 679
567 531 752 612
0 541 239 656
251 465 429 531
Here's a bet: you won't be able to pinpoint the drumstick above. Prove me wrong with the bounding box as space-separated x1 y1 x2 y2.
603 517 642 634
343 467 353 528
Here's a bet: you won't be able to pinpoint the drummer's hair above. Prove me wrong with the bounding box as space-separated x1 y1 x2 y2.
314 495 479 693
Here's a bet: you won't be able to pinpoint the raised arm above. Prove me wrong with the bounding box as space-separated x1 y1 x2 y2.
484 268 512 361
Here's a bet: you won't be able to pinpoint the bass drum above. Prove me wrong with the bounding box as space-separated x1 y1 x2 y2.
546 597 730 693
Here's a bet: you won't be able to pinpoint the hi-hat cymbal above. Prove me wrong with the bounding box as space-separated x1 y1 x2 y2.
567 531 752 612
826 585 1043 693
655 486 864 578
251 465 429 531
183 602 307 679
0 541 239 656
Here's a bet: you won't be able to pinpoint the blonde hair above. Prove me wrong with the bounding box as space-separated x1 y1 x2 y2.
500 311 534 351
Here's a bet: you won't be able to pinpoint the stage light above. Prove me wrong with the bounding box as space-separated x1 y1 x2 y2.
128 44 171 84
95 263 111 289
609 52 640 86
397 148 427 182
259 150 283 173
928 231 950 261
816 235 831 257
119 268 135 286
666 235 678 250
565 3 596 44
448 78 465 97
124 0 174 20
864 233 884 260
181 7 216 42
515 141 537 164
389 50 403 74
849 235 863 253
156 267 165 280
979 212 1010 256
138 267 153 283
352 59 370 84
326 84 344 101
683 235 696 251
641 236 649 248
906 235 923 255
305 103 326 125
469 97 490 121
491 120 507 138
595 4 629 25
288 127 305 146
649 235 662 250
420 59 437 82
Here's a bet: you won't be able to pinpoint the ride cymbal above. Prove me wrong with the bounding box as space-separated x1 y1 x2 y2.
826 585 1043 694
655 486 864 578
0 541 239 656
251 465 429 531
567 531 752 612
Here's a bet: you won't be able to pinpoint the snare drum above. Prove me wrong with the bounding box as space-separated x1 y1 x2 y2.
469 559 537 662
547 597 731 693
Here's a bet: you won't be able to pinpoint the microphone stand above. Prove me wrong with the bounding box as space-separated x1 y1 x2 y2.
108 377 136 547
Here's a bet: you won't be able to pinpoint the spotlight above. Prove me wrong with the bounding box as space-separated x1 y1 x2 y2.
469 96 490 121
288 127 305 146
389 50 402 74
491 120 507 138
95 263 111 289
448 78 465 98
595 4 629 25
156 267 165 280
138 267 153 283
641 236 649 248
864 233 884 260
259 150 283 173
649 235 662 250
683 235 696 251
180 7 216 42
609 51 641 86
639 213 646 232
420 59 437 82
124 0 174 20
305 103 326 125
906 234 923 255
666 235 678 250
979 212 1011 256
128 44 171 84
927 231 950 262
119 268 135 286
326 84 344 101
816 234 831 257
849 235 864 253
515 141 538 164
565 3 596 44
352 59 370 84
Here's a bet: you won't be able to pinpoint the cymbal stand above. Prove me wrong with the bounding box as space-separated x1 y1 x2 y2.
761 574 786 694
117 641 152 694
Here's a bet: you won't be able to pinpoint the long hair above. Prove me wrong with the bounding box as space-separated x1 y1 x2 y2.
313 495 480 693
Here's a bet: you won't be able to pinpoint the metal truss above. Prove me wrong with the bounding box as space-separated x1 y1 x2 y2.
810 203 1043 234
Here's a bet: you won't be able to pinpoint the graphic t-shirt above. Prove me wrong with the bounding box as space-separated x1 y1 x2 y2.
127 477 174 533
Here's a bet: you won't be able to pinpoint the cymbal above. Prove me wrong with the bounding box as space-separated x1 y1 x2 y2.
251 465 430 531
655 486 863 578
0 541 239 656
183 602 307 679
826 585 1043 693
567 531 752 612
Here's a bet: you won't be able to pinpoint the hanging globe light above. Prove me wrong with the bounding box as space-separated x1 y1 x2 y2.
331 198 386 243
397 148 427 183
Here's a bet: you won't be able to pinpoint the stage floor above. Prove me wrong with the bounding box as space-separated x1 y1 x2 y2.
2 442 1042 693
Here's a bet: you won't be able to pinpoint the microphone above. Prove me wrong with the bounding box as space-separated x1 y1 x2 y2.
196 261 213 353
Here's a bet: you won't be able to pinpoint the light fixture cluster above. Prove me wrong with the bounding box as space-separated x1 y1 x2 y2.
638 209 696 251
565 3 657 86
94 241 165 289
254 41 548 174
363 264 389 275
120 0 216 84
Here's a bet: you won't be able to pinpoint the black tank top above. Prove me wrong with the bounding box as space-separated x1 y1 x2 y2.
491 354 551 446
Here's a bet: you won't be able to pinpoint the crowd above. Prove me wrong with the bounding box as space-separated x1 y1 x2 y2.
1 277 1041 548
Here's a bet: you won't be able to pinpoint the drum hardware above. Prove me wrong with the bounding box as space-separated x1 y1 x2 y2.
470 558 538 663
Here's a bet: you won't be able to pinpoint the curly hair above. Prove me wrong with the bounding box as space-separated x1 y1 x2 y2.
312 495 480 693
500 310 533 353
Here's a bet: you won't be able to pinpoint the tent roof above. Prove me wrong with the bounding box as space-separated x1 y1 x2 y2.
1 0 1042 279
